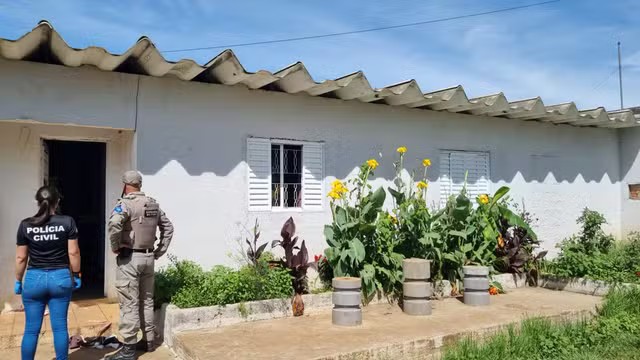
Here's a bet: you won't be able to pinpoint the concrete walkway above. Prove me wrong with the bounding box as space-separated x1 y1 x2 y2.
173 288 601 360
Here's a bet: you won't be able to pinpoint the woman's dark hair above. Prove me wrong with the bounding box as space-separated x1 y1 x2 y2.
27 186 60 226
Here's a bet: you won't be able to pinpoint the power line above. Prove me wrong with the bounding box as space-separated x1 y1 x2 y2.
591 68 618 92
162 0 561 53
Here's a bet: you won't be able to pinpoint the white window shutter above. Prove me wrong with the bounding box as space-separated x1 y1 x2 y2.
302 142 324 211
439 150 490 206
247 137 272 211
439 152 452 207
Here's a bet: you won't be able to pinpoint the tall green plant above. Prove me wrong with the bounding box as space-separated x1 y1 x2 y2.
324 158 403 303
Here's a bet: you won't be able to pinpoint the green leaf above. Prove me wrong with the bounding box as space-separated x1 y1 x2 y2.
335 206 348 227
370 187 386 207
343 221 360 231
388 187 406 205
351 238 366 262
465 226 477 236
443 253 458 262
489 186 510 208
418 236 433 246
324 225 339 247
449 230 467 239
425 232 441 240
324 247 336 262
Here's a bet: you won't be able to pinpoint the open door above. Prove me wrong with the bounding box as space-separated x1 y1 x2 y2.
45 139 107 298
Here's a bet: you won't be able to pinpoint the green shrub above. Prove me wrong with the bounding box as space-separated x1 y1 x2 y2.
546 209 640 284
154 256 293 309
154 255 206 309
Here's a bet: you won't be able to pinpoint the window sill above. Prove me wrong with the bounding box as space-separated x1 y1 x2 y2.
271 207 303 213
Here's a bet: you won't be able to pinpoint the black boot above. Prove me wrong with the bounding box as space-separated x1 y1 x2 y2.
104 343 136 360
136 339 155 352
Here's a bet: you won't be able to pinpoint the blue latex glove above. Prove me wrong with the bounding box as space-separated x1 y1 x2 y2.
14 281 22 295
73 275 81 291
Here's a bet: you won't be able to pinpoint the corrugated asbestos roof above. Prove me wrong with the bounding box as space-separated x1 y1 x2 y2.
1 21 638 128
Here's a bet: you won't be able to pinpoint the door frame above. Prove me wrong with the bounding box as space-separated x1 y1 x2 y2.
38 128 134 299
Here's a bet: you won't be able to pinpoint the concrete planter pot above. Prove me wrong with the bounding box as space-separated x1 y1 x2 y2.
332 277 362 326
402 258 432 316
463 266 490 306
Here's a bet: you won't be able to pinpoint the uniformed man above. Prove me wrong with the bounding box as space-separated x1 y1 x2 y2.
106 170 174 360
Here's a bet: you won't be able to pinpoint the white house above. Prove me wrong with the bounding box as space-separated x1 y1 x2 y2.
2 21 640 309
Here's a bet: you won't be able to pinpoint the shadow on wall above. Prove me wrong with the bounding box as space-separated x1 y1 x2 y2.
132 77 630 184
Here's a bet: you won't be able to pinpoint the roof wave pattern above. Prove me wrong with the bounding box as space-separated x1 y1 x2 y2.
1 21 637 128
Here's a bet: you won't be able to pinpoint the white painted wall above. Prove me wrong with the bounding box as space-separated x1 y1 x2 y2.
0 59 138 129
0 61 634 305
133 75 622 269
0 121 132 310
619 126 640 236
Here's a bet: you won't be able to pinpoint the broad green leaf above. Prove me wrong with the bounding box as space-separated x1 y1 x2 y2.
370 187 386 207
418 236 433 246
425 232 441 240
461 243 473 253
449 230 467 239
489 186 510 209
343 221 359 231
324 247 336 262
388 187 406 205
351 238 366 262
324 225 340 247
443 253 458 262
335 206 348 227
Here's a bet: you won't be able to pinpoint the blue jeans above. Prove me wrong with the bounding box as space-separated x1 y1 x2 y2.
21 268 72 360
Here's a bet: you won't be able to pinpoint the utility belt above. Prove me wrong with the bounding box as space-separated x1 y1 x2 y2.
117 248 154 258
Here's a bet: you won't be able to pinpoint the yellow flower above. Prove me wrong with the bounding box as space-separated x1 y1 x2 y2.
478 194 489 205
497 235 505 248
396 146 407 154
366 159 379 170
417 181 428 190
328 190 341 200
388 214 398 224
422 158 432 167
329 180 348 198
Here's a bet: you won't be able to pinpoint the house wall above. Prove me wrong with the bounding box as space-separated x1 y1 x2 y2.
0 60 633 306
133 75 622 270
0 59 137 129
0 121 133 311
619 126 640 236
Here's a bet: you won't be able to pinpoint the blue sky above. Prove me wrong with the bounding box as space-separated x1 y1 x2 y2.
0 0 638 110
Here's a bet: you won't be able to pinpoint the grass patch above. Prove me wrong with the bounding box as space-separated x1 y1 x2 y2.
442 287 640 360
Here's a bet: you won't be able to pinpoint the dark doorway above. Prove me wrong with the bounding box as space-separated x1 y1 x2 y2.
45 140 106 298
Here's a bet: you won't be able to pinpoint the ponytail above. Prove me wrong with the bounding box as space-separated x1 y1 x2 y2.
27 186 60 226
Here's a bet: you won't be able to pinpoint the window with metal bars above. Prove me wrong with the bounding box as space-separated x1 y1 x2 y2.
271 144 303 208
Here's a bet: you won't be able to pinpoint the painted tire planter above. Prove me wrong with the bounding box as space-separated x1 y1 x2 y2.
402 258 432 316
332 277 362 326
463 266 490 306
